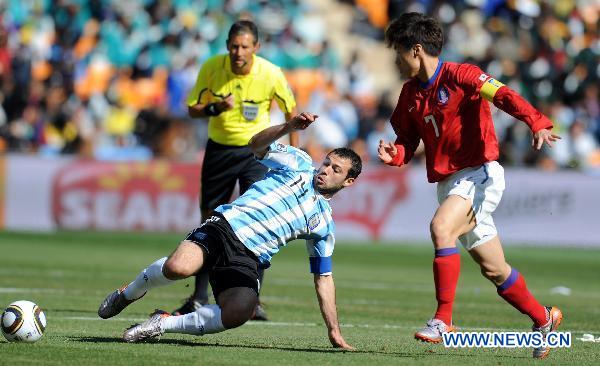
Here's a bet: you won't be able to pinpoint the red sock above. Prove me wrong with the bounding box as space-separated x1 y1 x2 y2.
433 248 461 325
497 269 547 327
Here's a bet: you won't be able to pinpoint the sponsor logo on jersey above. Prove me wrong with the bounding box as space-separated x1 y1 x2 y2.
486 78 503 88
308 213 321 230
275 143 287 152
438 86 449 105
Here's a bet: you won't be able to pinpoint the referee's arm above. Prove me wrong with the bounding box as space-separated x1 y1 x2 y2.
188 103 208 118
188 94 234 118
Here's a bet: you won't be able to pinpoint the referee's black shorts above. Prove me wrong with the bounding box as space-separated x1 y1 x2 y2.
184 214 261 299
200 139 268 211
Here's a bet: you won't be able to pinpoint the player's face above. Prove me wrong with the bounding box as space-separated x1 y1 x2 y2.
394 45 420 78
227 33 259 74
314 153 355 196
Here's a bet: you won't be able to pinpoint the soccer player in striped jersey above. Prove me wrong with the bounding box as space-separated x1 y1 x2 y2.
98 112 360 350
179 20 299 320
378 13 562 359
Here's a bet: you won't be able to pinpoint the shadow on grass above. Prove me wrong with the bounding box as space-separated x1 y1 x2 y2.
71 336 342 353
69 336 528 359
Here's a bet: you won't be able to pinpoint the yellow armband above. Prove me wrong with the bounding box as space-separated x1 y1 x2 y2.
480 78 505 101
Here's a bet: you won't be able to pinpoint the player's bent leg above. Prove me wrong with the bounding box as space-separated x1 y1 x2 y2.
124 288 258 342
469 237 563 358
163 240 207 280
467 236 511 285
124 289 239 343
469 238 547 326
417 194 474 339
218 287 258 329
156 303 227 338
99 257 174 319
171 209 215 316
430 194 476 250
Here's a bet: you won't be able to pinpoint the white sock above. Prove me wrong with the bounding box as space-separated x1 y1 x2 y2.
162 305 225 335
123 257 173 300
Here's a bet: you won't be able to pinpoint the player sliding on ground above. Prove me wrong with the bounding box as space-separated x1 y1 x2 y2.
379 13 563 359
98 112 360 350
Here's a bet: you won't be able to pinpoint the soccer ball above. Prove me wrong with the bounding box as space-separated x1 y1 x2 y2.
1 300 47 343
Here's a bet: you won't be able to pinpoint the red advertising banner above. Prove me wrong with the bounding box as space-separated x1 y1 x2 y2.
49 159 410 238
51 160 201 232
331 166 409 239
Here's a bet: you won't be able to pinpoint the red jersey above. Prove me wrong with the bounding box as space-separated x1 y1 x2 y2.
388 61 553 182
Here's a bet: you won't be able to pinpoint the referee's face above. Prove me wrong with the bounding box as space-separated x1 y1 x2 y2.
315 154 355 196
227 32 260 75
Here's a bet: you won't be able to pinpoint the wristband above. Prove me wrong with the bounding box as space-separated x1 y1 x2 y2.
205 103 221 116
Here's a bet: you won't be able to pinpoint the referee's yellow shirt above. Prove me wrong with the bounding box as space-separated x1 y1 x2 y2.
187 54 296 146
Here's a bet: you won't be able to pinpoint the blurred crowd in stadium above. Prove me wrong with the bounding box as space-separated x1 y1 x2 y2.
0 0 598 172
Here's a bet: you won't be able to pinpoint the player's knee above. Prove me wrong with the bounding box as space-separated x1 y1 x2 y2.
163 257 194 280
218 288 257 329
221 311 251 329
430 217 454 246
220 302 255 329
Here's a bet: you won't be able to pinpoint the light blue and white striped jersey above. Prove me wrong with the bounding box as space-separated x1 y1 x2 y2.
215 142 335 275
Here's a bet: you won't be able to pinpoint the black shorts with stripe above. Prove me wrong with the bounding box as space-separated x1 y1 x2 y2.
184 214 260 299
200 139 268 211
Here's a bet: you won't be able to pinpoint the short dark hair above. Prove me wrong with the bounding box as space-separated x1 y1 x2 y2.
328 148 362 179
385 12 443 56
227 20 259 44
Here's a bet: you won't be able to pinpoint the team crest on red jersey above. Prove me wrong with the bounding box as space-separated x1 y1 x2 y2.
438 86 449 105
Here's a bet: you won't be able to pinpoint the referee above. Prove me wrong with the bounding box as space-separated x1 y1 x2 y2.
173 20 298 320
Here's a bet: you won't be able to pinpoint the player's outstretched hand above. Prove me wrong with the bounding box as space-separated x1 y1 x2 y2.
328 330 355 351
377 139 398 164
532 129 561 150
288 112 318 130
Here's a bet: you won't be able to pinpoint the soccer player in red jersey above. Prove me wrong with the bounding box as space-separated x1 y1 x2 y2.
378 13 563 359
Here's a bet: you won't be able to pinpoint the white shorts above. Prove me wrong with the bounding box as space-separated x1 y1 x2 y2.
436 161 505 250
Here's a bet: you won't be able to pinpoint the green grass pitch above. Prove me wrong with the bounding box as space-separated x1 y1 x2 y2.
1 231 599 365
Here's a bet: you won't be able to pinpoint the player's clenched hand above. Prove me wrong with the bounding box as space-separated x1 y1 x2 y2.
532 129 561 150
377 140 398 164
288 112 318 130
328 330 355 351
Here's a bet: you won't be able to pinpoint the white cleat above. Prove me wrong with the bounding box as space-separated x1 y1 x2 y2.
414 318 456 343
123 310 170 343
532 306 563 359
